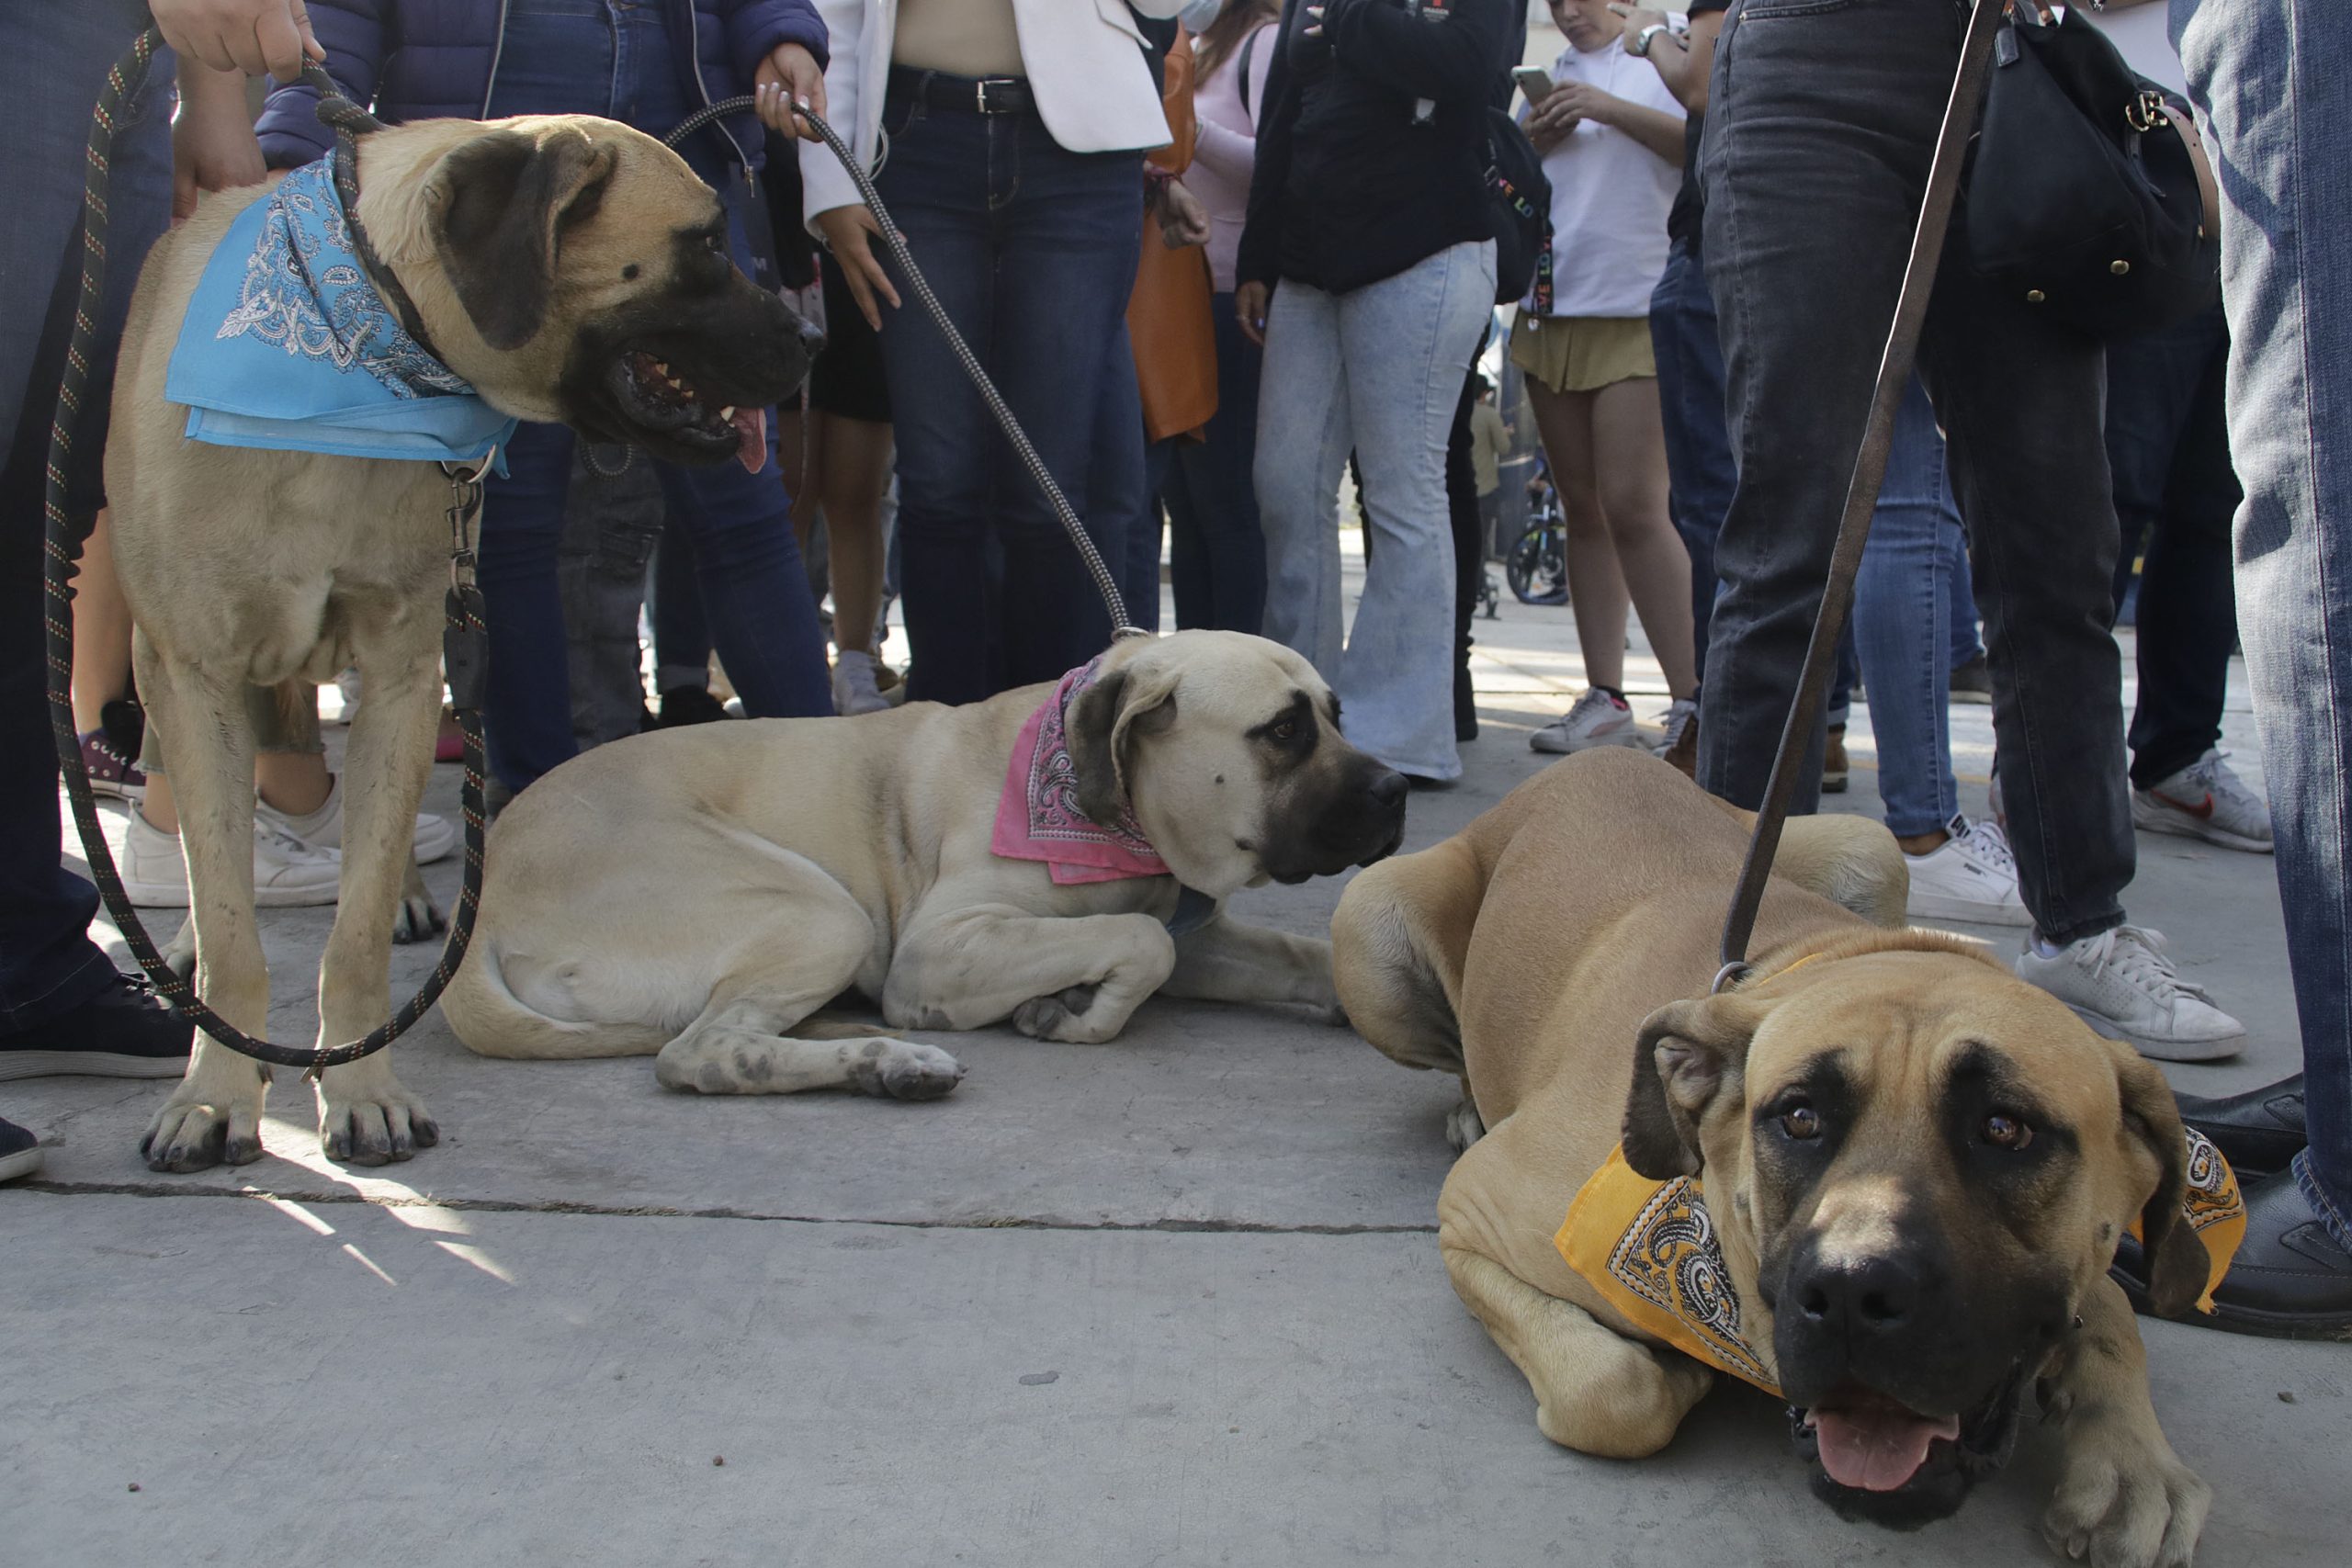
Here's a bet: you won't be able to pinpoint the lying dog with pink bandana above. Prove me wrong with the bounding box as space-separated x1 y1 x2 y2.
440 631 1408 1097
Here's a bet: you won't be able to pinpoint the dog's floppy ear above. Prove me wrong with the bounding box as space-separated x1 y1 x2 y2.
428 126 618 351
1623 992 1769 1180
2111 1046 2210 1318
1067 659 1182 829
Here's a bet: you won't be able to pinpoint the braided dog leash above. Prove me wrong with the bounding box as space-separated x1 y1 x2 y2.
43 31 492 1072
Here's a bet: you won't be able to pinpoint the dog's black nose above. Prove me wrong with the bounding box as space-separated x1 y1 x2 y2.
1794 1254 1920 1340
1367 769 1408 812
794 313 827 360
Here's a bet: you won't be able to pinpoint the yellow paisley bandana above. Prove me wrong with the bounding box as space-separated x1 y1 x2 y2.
1554 1129 2246 1396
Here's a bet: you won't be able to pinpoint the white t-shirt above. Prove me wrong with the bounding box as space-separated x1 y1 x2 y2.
2083 5 2188 98
1528 39 1687 320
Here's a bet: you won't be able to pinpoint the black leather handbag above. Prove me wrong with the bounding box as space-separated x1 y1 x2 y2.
1484 105 1551 307
1963 4 2219 339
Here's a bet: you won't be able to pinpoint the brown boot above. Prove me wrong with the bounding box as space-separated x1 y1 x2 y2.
1823 723 1850 794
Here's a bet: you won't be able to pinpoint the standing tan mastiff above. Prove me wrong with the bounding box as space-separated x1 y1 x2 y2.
1333 750 2214 1567
107 114 821 1170
441 630 1408 1093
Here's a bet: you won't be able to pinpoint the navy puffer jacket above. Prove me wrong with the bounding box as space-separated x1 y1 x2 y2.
255 0 827 175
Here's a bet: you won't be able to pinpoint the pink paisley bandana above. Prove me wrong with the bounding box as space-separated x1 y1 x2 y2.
991 656 1170 886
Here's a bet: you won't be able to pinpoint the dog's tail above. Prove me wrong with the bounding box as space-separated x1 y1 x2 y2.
438 939 671 1059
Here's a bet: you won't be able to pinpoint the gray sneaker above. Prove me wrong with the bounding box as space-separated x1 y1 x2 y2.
1530 688 1644 755
2016 924 2245 1062
2132 749 2273 853
831 649 892 716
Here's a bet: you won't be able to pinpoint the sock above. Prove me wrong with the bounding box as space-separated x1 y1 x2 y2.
2030 934 2064 958
1594 684 1626 705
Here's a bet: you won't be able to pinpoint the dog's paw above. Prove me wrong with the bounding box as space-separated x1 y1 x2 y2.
315 1062 439 1166
141 1066 269 1172
850 1040 965 1101
1444 1096 1487 1154
160 917 198 983
1317 1002 1352 1029
1012 985 1106 1043
2042 1427 2209 1568
392 889 447 944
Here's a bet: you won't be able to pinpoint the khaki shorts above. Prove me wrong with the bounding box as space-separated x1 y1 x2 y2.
1510 313 1657 394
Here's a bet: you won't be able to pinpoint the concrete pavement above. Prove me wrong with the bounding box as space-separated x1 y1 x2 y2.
7 569 2343 1566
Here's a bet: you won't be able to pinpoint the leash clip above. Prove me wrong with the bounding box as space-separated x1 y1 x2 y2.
1709 961 1752 996
442 451 492 591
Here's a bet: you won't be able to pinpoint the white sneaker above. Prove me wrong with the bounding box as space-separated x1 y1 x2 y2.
1651 697 1699 758
255 775 456 864
831 649 892 716
2132 749 2273 853
1530 688 1644 755
1905 815 2031 926
119 807 342 908
2016 924 2245 1062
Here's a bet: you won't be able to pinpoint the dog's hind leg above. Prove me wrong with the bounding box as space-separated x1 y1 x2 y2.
132 643 273 1171
308 615 442 1165
883 908 1178 1044
1330 844 1480 1077
652 882 962 1099
1161 917 1340 1013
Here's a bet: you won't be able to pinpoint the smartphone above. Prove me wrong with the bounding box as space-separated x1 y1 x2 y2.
1512 66 1556 106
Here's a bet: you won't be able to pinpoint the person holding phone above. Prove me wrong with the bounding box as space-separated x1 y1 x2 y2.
1513 0 1696 762
1237 0 1515 784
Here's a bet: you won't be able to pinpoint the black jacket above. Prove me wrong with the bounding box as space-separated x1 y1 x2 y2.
1238 0 1516 296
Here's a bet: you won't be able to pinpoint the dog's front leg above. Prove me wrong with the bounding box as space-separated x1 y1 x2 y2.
2039 1279 2210 1568
1160 916 1340 1013
135 648 272 1171
884 909 1176 1043
309 622 442 1165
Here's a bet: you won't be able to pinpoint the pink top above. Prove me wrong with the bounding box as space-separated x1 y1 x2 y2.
1189 21 1277 295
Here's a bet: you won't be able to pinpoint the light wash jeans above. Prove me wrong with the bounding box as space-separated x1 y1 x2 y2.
2176 0 2352 1247
1256 241 1497 780
1852 377 1971 838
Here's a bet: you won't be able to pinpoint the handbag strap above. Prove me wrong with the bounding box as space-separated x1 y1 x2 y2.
1714 0 2008 986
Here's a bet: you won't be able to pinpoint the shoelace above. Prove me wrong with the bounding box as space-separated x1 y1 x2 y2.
1656 702 1696 747
2084 924 2213 1003
1951 816 2017 873
255 822 336 860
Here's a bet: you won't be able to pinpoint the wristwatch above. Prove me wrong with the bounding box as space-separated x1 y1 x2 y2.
1630 22 1671 58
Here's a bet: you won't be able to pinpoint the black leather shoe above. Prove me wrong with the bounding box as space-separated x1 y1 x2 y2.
2110 1168 2352 1339
0 1115 41 1181
2176 1074 2306 1175
0 974 192 1081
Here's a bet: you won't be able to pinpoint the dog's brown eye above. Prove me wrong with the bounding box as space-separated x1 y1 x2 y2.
1273 719 1295 740
1781 1105 1822 1141
1982 1112 2033 1150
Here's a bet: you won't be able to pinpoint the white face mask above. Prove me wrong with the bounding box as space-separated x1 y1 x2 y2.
1180 0 1228 34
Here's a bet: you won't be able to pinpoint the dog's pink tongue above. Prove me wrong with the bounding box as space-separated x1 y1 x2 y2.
1812 1406 1962 1493
733 405 767 474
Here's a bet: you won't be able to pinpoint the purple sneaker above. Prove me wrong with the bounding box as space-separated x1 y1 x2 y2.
76 728 146 801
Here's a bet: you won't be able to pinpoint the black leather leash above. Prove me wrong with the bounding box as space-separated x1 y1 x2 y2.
43 31 492 1071
1713 0 2007 991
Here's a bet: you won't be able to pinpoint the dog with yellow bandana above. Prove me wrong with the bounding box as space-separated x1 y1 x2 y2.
1332 749 2233 1568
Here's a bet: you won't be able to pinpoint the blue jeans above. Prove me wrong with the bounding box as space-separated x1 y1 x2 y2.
2104 299 2240 789
478 0 828 789
0 2 171 1029
1699 0 2131 945
1256 241 1496 781
2176 0 2352 1245
1851 378 1970 837
1164 292 1268 635
874 83 1143 703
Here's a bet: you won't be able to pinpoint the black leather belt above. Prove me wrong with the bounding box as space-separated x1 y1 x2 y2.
888 67 1035 117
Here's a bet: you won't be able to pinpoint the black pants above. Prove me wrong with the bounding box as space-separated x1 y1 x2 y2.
1696 0 2132 943
1445 339 1491 741
2106 300 2241 790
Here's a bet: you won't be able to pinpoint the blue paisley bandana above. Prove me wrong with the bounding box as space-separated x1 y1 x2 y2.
165 160 515 467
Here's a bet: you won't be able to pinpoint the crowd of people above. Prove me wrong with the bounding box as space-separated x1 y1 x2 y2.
1 0 2345 1331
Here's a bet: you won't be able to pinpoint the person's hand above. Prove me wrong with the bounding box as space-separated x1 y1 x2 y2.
1157 181 1211 251
756 42 826 141
1236 280 1271 346
172 61 266 220
1544 80 1619 129
152 0 323 80
816 205 901 330
1526 88 1582 153
1607 4 1671 48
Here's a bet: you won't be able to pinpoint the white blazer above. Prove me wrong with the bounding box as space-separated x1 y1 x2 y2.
800 0 1182 228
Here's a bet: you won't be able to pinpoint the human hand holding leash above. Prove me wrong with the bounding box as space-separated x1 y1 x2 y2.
755 42 826 141
171 54 267 220
151 0 323 79
817 204 902 331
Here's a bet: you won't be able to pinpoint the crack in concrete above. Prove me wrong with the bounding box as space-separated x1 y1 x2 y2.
17 1179 1439 1235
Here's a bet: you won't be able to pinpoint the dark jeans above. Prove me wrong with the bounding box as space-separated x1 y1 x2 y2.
2105 300 2241 789
1698 0 2131 944
0 4 171 1030
875 83 1143 702
1649 236 1734 684
1446 348 1490 738
1164 291 1267 634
